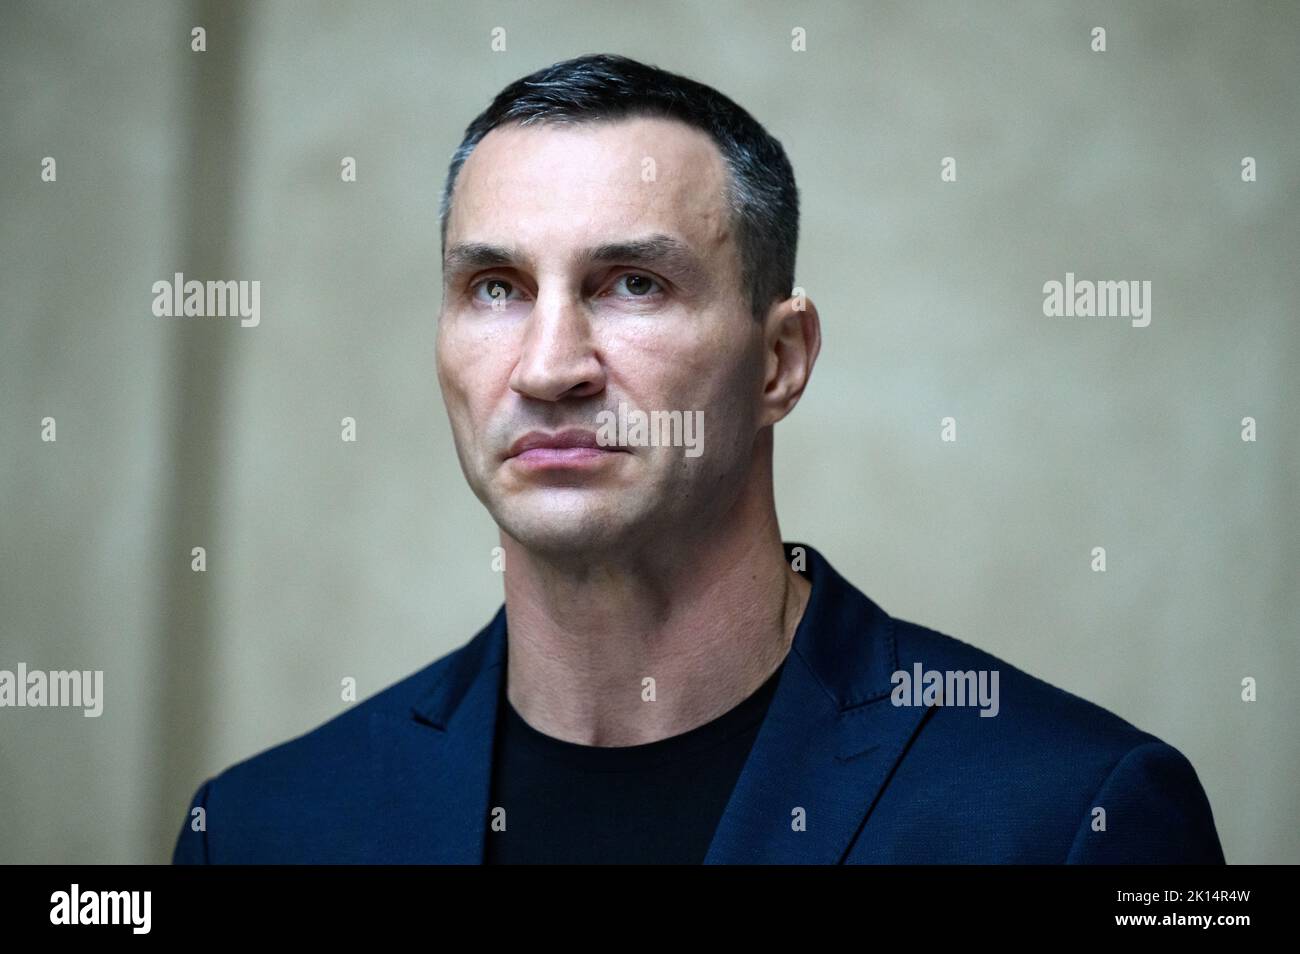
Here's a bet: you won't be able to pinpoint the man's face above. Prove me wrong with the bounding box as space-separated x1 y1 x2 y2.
436 116 768 557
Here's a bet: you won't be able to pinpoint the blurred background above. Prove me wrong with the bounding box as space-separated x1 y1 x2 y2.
1 0 1296 863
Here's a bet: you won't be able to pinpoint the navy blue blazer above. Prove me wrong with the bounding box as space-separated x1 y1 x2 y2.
172 543 1225 863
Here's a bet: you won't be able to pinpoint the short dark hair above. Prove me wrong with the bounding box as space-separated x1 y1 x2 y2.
438 53 799 321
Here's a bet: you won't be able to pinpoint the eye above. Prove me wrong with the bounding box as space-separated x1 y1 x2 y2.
609 272 663 298
472 277 521 305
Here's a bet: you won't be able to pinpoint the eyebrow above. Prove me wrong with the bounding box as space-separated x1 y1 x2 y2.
582 235 707 285
441 233 709 288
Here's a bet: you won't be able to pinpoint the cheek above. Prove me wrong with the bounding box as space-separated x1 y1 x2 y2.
438 324 511 415
602 314 748 386
616 342 758 462
690 346 765 452
676 332 760 408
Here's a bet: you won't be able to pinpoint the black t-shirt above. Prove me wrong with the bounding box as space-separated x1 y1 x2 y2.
484 659 786 864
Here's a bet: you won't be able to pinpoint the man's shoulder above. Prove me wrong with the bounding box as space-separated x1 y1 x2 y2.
173 624 489 862
888 614 1159 751
219 642 464 788
861 613 1223 862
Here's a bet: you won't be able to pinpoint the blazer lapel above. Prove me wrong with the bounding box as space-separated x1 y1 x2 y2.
368 607 507 864
703 544 931 864
365 543 927 865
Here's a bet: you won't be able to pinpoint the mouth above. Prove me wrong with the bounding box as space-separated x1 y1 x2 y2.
505 428 629 470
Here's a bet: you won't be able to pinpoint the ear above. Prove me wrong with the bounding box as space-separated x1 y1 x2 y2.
759 293 821 427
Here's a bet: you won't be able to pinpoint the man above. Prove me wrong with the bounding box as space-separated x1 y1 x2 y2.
173 53 1224 864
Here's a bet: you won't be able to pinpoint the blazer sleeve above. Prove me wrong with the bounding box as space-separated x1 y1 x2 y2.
172 777 215 865
1065 741 1225 863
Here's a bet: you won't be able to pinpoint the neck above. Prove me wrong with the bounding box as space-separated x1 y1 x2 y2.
499 473 810 747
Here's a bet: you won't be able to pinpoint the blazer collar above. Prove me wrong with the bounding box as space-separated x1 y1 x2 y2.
370 542 928 863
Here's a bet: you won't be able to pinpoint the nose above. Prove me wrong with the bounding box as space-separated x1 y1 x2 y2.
508 286 606 402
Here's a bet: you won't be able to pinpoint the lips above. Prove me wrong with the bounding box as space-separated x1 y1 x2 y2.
505 428 628 460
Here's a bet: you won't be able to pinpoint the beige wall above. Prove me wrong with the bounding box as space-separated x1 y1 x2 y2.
1 0 1295 863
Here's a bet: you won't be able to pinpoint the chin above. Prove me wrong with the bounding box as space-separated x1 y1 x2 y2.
492 496 648 559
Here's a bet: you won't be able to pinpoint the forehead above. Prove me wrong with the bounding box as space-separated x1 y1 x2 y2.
445 115 734 257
